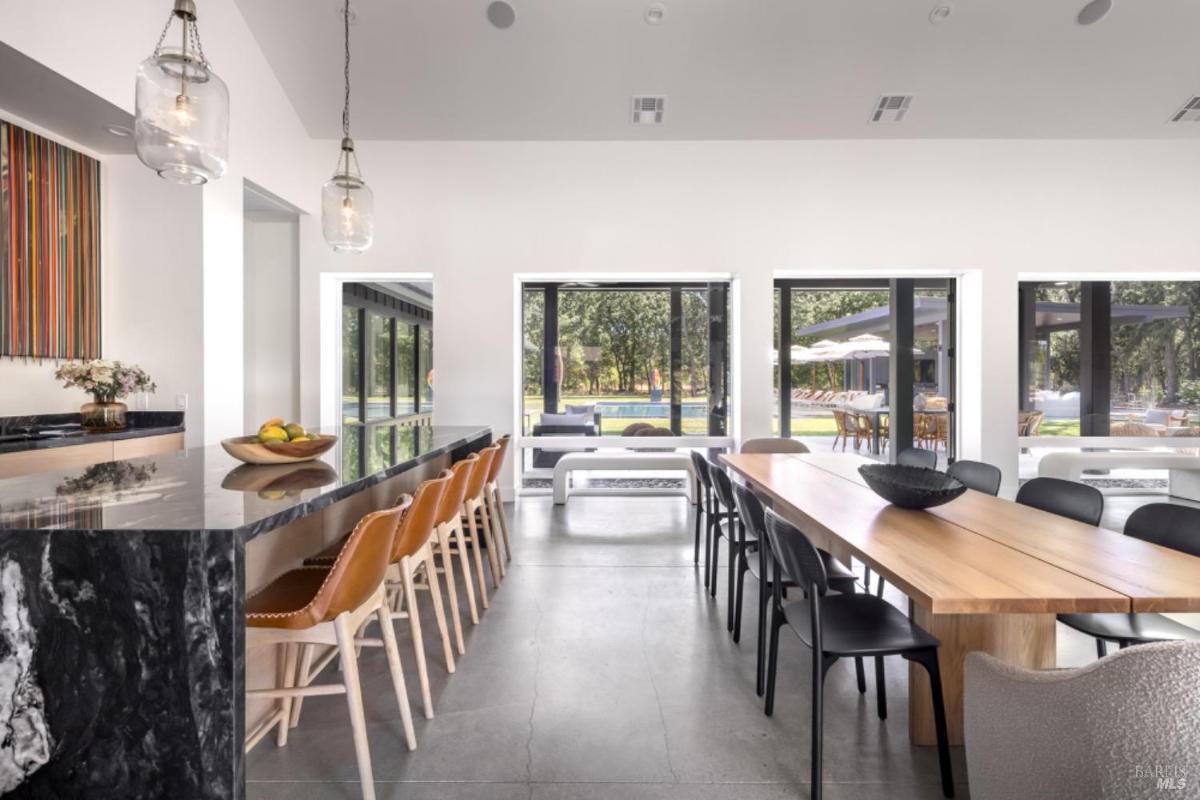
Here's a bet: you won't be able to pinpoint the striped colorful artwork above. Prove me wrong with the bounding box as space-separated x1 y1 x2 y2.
0 119 101 360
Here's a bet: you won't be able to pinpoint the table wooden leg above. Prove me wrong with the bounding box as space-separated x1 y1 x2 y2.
908 608 1055 746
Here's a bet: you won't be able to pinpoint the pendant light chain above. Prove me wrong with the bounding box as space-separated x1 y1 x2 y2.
150 3 210 68
152 10 176 56
190 18 210 68
342 0 352 139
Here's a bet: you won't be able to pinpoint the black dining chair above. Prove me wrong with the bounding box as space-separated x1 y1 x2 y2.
1014 476 1104 526
1058 503 1200 658
946 459 1002 496
707 465 744 621
896 447 937 469
762 507 954 799
730 483 866 698
689 450 713 570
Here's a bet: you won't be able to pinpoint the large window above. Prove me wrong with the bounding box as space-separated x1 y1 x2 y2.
1019 280 1200 439
342 283 433 424
341 282 434 475
521 282 729 437
774 278 957 463
519 281 730 487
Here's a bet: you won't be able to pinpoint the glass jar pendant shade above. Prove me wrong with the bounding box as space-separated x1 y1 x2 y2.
323 0 374 253
323 138 374 252
135 0 229 184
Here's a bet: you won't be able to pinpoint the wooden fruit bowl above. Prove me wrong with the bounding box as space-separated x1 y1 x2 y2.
220 434 337 465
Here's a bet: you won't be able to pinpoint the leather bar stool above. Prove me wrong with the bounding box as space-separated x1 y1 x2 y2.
484 434 513 568
245 503 416 800
432 454 482 651
462 443 504 598
306 474 454 720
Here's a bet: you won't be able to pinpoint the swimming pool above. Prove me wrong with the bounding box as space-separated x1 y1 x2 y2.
586 401 708 419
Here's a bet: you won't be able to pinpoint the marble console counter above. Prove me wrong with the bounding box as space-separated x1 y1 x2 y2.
0 423 490 799
0 410 185 455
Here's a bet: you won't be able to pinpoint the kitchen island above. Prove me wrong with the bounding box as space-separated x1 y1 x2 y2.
0 423 490 799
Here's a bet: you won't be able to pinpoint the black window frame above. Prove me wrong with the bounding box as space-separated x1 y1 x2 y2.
774 277 958 463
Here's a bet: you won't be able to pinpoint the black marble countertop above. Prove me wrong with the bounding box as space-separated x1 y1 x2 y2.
0 424 489 538
0 411 185 455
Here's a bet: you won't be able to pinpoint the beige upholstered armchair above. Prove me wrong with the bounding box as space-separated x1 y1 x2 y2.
964 641 1200 800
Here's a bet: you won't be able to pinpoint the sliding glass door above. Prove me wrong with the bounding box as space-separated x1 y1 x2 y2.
774 278 957 463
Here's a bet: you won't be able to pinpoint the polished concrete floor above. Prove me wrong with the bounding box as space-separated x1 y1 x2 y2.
246 493 1123 800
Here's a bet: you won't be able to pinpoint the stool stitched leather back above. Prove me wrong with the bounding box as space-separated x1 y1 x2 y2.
250 498 410 630
437 457 477 526
391 475 450 562
466 445 500 499
487 435 510 483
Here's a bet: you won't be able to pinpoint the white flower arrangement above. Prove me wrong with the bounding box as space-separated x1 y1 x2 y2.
54 359 157 402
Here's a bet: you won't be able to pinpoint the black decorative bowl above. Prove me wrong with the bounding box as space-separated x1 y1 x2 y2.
858 464 966 510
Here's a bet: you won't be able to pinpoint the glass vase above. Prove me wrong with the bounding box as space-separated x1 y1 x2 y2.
81 397 128 433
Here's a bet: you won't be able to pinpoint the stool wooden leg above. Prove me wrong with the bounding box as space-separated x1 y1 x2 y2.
401 556 434 719
276 643 299 746
375 605 417 751
478 501 503 588
493 485 512 562
453 519 480 624
423 545 456 673
289 644 315 729
465 506 490 609
436 524 466 655
335 614 377 800
485 488 509 573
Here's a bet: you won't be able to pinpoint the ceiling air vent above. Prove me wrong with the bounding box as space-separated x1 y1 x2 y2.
631 95 666 125
1169 96 1200 123
871 94 913 123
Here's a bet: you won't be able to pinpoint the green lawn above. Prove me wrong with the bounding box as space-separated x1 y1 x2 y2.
524 395 1084 439
1037 419 1081 436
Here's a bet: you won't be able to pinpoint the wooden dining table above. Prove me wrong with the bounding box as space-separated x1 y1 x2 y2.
720 451 1200 747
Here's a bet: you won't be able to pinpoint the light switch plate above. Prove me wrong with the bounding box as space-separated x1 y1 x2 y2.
175 393 188 411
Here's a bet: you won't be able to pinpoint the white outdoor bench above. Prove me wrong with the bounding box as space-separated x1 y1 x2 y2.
1038 451 1200 502
552 451 695 504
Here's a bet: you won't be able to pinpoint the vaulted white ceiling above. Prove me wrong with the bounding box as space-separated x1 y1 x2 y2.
235 0 1200 140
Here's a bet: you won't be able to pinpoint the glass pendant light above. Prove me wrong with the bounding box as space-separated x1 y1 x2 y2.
134 0 229 184
322 0 374 253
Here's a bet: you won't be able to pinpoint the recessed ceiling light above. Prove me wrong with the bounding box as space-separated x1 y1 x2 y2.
1077 0 1113 26
645 3 667 25
928 2 954 24
103 124 133 138
487 0 516 29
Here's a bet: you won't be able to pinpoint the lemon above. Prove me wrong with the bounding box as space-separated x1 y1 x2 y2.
284 423 306 440
258 425 289 444
290 435 310 443
259 417 284 430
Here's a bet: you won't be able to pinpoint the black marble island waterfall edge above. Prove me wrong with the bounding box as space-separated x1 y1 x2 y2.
0 424 491 799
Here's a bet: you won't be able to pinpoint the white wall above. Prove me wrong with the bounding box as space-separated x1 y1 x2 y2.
244 215 301 431
0 0 322 444
298 139 1200 493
